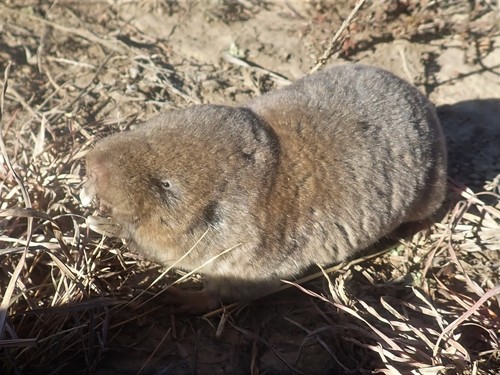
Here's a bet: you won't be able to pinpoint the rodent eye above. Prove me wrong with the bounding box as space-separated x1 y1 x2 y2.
161 179 172 190
153 178 179 204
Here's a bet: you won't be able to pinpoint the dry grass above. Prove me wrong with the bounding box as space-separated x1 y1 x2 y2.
0 1 499 374
289 181 500 374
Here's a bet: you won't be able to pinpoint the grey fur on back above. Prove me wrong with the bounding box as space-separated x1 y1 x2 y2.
241 64 447 282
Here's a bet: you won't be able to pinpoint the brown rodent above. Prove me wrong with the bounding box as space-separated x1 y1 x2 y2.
81 64 447 313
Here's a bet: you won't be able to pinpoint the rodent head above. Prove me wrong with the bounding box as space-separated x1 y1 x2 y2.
81 105 279 243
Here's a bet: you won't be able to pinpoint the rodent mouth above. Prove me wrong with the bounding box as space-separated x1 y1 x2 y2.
80 180 113 215
80 181 120 236
97 200 112 217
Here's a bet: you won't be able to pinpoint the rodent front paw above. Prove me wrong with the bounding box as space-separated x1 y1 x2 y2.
86 215 122 237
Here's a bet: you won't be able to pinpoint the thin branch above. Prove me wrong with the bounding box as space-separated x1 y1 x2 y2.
310 0 366 74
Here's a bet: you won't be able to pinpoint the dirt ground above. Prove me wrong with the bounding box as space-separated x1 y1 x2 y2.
0 1 499 374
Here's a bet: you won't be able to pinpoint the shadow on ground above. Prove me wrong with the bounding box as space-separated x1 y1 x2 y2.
438 99 500 190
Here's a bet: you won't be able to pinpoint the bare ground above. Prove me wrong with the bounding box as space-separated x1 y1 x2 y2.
0 1 499 374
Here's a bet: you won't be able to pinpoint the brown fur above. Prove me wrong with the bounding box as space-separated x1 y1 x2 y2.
81 64 447 306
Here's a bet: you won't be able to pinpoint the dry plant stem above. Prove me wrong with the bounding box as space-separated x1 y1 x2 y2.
0 338 37 348
450 178 500 220
432 284 500 358
422 223 452 281
0 61 34 340
0 4 130 55
411 287 446 331
13 298 118 317
0 208 72 260
284 282 404 353
310 0 367 74
250 326 258 375
285 316 354 373
447 236 485 296
324 297 404 353
203 244 396 318
5 86 41 121
229 322 304 375
138 328 172 375
223 53 291 84
398 46 414 84
48 52 116 125
422 177 490 281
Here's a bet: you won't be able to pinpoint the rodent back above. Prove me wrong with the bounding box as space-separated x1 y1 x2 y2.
245 64 447 265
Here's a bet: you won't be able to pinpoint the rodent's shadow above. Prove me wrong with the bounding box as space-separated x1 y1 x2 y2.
437 98 500 190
